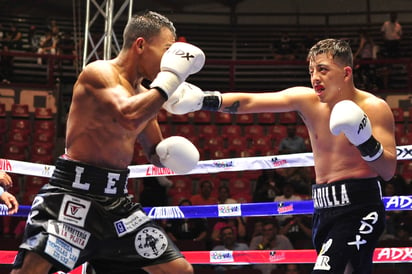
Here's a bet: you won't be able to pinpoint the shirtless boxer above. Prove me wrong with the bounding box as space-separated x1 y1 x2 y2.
12 11 204 274
163 38 397 273
0 171 19 215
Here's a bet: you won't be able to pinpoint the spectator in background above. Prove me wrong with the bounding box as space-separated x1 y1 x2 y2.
36 31 58 65
247 218 264 241
48 19 61 40
27 25 41 53
353 29 378 91
274 182 302 224
278 125 307 154
393 219 412 242
279 167 313 199
273 32 296 61
249 219 294 274
279 215 313 249
4 24 23 50
210 217 246 244
381 12 402 58
253 169 285 203
190 180 218 205
379 175 408 240
1 24 22 83
217 185 237 204
296 32 317 60
212 226 250 273
165 199 208 244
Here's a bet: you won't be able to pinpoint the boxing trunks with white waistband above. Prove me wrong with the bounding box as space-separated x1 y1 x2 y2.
13 157 183 273
311 177 385 274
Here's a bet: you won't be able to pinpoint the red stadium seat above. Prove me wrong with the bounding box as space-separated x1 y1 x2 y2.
268 125 287 145
159 124 172 136
175 124 196 136
251 136 272 156
34 107 53 119
244 124 265 136
398 133 412 146
3 142 27 161
221 124 242 137
227 136 247 152
198 124 218 138
215 112 233 124
31 142 54 157
257 112 276 124
170 113 190 123
279 111 297 124
10 119 31 132
11 104 29 118
235 113 254 124
157 108 168 123
392 107 404 122
8 129 30 147
193 110 212 124
33 129 55 144
0 103 5 117
0 118 7 135
33 120 56 133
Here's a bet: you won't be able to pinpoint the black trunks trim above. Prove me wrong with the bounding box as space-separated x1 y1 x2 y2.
50 157 130 197
312 177 382 210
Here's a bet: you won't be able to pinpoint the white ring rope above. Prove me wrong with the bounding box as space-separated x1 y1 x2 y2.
1 145 411 178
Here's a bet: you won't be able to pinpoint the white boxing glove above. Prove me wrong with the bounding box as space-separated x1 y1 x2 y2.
150 42 205 99
156 136 200 174
330 100 383 161
163 82 222 115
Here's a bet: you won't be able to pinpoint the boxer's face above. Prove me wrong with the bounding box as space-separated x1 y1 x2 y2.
139 27 176 81
309 53 346 103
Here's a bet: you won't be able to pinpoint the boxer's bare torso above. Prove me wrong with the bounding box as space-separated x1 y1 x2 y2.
220 53 396 184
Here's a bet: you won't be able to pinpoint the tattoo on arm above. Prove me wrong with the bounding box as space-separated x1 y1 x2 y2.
223 101 240 114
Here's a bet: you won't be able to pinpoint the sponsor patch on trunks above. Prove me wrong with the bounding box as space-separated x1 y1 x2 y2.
47 220 91 249
134 226 168 259
45 234 80 269
58 195 91 227
114 210 151 237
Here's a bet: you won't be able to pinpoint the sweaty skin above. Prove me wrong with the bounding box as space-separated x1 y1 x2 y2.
65 28 176 170
11 24 194 274
219 53 396 184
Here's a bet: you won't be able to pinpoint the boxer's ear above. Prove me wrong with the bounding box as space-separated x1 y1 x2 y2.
135 37 144 52
343 66 352 79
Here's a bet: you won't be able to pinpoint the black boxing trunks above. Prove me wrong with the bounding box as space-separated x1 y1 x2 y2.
311 177 385 274
13 157 183 273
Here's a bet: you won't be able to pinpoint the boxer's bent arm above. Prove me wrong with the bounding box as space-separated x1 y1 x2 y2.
137 119 164 167
77 62 167 131
364 101 397 181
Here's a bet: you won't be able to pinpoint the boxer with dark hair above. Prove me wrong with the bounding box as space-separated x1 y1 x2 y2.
12 11 205 274
164 38 396 273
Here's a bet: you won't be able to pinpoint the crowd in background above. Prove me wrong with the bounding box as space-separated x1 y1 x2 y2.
0 17 75 84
